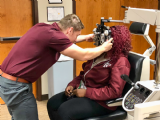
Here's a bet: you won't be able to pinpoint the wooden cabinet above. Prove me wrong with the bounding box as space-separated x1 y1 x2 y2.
75 0 158 80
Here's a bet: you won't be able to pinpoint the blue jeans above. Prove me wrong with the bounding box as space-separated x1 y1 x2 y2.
0 75 39 120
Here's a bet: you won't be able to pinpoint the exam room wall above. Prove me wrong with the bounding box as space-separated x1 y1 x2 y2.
37 0 73 96
0 0 36 104
75 0 158 80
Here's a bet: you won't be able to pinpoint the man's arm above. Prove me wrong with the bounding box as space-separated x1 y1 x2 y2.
61 38 113 61
75 34 94 43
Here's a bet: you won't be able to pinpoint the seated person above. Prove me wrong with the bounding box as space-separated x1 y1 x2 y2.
47 25 132 120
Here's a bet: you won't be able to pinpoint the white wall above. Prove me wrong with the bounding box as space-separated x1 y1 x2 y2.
37 0 72 23
37 0 73 95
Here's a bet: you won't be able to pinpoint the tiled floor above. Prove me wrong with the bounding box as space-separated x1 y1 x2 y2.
0 100 50 120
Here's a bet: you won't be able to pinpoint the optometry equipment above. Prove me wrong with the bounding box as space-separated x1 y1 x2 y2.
91 6 160 120
121 6 160 120
92 17 116 46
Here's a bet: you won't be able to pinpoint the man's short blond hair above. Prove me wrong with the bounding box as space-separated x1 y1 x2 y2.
59 14 84 31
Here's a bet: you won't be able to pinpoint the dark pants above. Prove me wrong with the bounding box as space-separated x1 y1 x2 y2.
47 92 113 120
0 75 39 120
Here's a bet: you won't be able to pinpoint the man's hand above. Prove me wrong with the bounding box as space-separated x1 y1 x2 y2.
101 38 113 52
65 86 74 97
72 89 86 97
85 34 94 42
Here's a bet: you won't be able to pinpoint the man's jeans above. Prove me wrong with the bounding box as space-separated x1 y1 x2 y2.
0 75 39 120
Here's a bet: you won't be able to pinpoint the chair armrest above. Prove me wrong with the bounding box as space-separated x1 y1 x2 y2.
106 97 123 107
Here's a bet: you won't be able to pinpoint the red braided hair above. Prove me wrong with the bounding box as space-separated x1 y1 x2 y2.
107 25 132 65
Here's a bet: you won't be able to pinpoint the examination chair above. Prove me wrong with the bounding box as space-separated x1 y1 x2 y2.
83 52 148 120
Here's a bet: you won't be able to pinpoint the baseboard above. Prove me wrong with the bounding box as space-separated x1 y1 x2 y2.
41 94 49 101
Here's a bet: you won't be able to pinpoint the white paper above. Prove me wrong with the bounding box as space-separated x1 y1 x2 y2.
58 54 73 62
48 7 64 21
49 0 62 3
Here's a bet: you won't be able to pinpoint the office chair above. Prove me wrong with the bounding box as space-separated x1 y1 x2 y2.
83 52 150 120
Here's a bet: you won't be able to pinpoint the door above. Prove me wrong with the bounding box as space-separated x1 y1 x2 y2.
0 0 37 104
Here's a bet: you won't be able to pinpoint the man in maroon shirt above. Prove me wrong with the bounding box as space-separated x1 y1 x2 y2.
0 14 113 120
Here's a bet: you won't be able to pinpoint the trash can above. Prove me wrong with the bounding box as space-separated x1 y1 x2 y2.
48 54 74 98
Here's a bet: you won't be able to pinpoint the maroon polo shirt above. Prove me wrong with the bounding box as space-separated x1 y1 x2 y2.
0 23 73 83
